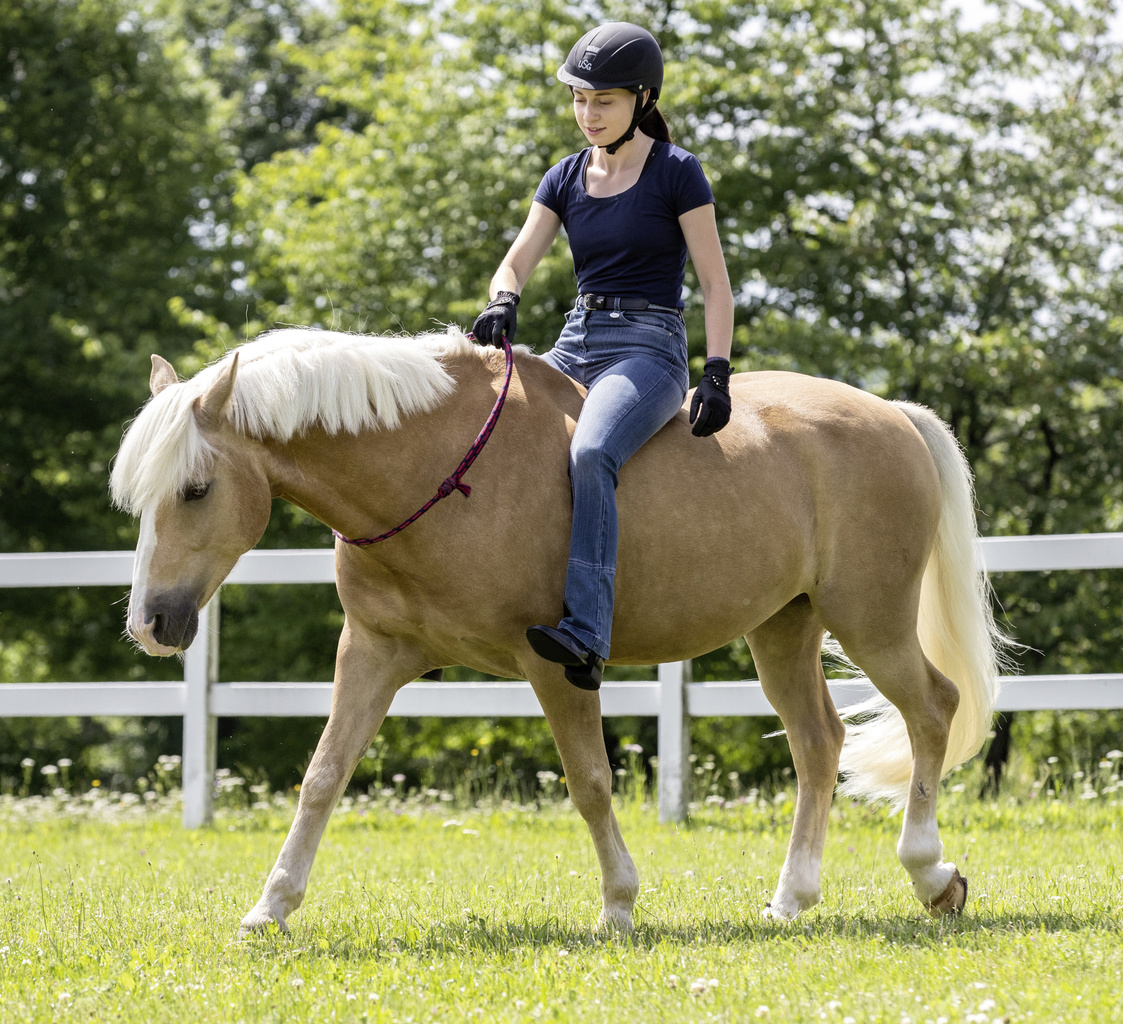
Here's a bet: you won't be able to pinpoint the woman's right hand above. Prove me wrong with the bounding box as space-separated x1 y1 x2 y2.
471 291 519 346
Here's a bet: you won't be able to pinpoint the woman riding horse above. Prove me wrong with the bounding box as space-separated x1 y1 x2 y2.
473 22 736 690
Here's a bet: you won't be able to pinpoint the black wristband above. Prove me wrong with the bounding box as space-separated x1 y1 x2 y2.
489 291 520 307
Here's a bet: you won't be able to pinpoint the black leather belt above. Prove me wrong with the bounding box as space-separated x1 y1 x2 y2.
577 294 682 317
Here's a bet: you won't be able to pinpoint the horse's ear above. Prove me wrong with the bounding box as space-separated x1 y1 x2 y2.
193 352 239 430
150 354 178 396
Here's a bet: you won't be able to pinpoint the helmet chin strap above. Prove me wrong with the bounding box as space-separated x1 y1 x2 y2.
601 93 655 155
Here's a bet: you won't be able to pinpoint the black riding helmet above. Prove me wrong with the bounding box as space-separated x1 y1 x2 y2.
557 22 664 155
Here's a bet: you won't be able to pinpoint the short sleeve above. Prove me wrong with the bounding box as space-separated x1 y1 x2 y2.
533 163 565 218
672 151 715 216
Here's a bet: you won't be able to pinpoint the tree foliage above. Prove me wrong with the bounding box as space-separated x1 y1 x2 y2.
3 0 1123 792
229 0 1123 673
0 0 334 785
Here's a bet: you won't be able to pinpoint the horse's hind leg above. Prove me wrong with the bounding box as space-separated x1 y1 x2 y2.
240 623 421 935
528 668 639 931
747 597 845 922
837 632 966 915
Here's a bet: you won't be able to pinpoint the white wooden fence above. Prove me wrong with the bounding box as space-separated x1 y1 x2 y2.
3 534 1123 826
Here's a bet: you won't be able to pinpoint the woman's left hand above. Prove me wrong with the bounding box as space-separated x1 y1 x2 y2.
690 357 732 436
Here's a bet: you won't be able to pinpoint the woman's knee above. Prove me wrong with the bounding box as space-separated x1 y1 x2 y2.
570 436 618 481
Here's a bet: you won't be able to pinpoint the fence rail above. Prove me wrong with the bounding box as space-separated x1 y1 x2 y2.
3 534 1123 826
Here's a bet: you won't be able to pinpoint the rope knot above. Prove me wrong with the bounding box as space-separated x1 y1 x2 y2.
439 476 471 499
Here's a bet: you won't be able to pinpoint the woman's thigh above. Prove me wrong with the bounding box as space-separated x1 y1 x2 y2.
571 354 687 472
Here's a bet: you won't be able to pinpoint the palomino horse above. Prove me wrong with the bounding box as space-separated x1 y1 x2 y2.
110 326 1003 933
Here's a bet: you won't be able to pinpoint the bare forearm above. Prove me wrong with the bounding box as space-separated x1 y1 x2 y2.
489 265 522 299
701 283 734 362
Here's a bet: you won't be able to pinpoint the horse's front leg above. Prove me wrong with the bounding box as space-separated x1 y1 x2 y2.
528 668 640 931
240 624 420 935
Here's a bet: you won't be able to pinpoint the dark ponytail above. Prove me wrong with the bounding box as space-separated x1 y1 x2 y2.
639 105 673 145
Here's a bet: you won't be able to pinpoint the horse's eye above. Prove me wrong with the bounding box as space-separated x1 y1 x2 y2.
184 483 211 502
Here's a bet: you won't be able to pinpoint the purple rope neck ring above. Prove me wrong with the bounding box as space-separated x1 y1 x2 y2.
332 336 513 547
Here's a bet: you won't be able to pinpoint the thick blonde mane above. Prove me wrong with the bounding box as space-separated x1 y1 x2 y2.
110 326 474 515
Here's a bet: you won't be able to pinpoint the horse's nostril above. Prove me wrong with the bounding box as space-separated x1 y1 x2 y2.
147 599 199 650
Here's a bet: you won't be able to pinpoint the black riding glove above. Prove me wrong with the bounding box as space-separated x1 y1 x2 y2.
690 357 732 437
471 291 519 346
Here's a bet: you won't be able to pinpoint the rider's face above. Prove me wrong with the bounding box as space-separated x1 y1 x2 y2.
571 87 642 146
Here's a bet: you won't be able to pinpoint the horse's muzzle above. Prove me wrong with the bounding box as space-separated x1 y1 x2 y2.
133 592 199 655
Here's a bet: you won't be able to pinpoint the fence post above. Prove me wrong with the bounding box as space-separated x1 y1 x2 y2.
181 593 219 828
657 659 691 822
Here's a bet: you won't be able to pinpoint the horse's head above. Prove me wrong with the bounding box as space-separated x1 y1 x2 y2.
113 353 273 656
111 326 471 655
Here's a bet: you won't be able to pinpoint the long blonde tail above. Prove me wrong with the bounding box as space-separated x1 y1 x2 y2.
837 402 1006 806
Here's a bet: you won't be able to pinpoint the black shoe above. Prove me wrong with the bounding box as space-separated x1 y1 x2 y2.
526 624 605 692
564 658 603 691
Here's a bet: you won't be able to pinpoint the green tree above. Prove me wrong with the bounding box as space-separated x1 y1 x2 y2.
0 0 222 551
681 0 1123 674
0 0 332 790
7 0 1123 793
228 0 1123 776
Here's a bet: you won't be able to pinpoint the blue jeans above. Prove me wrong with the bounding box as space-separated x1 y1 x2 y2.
540 307 689 659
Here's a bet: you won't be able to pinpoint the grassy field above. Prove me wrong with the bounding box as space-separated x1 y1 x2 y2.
2 779 1121 1024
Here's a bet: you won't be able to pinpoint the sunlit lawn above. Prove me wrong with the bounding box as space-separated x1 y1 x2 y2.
2 779 1122 1023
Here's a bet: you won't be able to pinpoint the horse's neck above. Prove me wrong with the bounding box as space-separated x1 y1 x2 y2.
262 349 508 541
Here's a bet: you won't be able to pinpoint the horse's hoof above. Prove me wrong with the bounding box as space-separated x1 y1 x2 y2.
762 901 796 923
596 908 634 933
239 908 290 936
924 869 967 917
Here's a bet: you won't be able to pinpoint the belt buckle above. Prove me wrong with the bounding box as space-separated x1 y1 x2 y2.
587 294 607 310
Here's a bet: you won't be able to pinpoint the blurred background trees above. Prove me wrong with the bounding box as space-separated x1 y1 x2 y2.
3 0 1122 794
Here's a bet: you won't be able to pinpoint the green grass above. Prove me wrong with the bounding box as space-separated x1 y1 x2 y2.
2 783 1122 1023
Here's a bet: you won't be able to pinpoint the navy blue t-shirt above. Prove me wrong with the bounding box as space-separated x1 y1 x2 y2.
533 141 714 309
